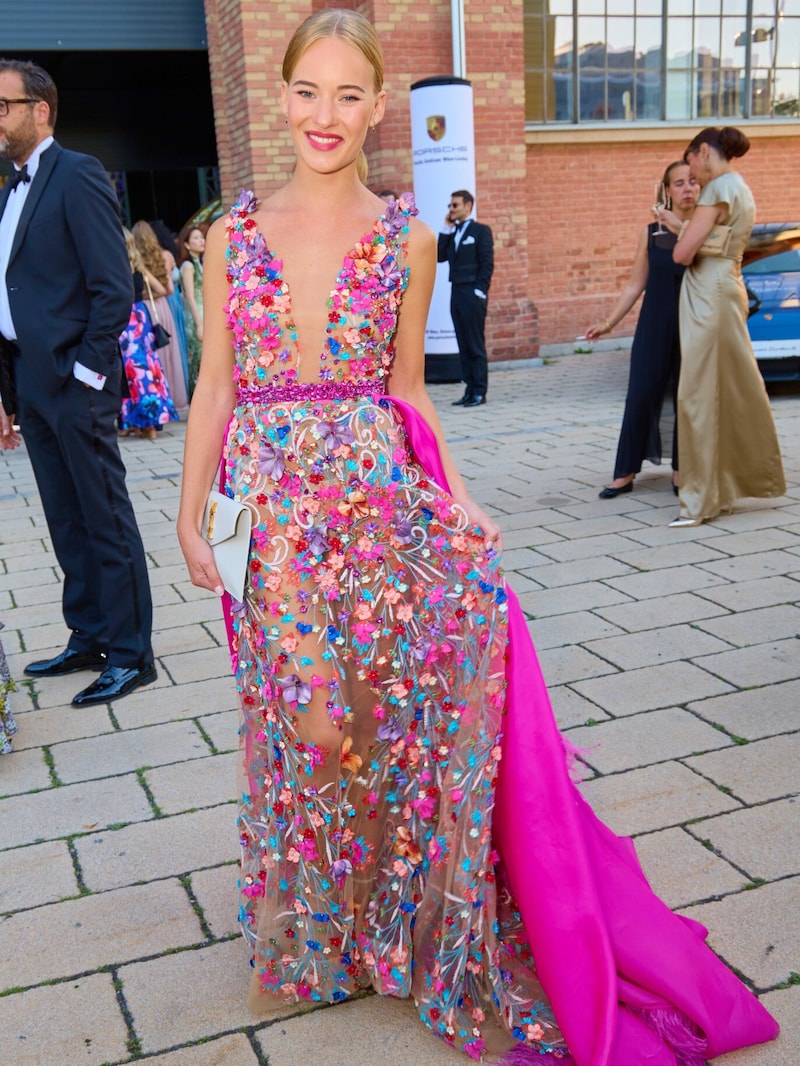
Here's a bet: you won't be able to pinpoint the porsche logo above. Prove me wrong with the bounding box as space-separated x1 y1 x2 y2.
426 115 446 142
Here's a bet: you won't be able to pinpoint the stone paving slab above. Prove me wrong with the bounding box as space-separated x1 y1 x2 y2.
10 703 114 750
0 744 51 796
634 827 746 909
580 761 741 836
685 734 800 804
583 623 733 671
699 527 800 556
680 877 800 988
604 563 727 600
698 548 800 582
141 1033 260 1066
516 580 631 619
0 879 202 991
527 610 625 650
695 574 800 612
119 939 262 1053
163 644 233 685
145 751 238 815
74 804 238 891
595 591 730 631
0 972 129 1066
535 644 617 687
691 798 800 881
0 838 79 913
569 707 731 775
111 676 238 730
52 719 211 784
571 660 734 716
688 680 800 740
198 708 240 752
550 685 611 729
256 993 465 1066
0 772 154 851
190 862 240 939
693 638 800 688
692 603 800 647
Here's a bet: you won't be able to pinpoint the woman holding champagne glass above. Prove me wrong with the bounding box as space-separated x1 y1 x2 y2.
587 161 699 498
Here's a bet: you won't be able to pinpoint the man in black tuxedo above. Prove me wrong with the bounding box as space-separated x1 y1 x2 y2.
0 59 156 706
437 189 494 407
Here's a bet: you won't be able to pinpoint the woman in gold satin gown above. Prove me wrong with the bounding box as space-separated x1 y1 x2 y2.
669 126 785 527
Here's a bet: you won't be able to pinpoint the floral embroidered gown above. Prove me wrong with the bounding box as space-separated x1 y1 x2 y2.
221 192 778 1065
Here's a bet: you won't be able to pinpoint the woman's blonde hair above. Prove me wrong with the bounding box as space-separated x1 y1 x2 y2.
282 8 383 184
122 227 145 275
133 220 169 288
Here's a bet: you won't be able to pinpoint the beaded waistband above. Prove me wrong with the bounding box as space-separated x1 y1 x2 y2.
236 381 386 406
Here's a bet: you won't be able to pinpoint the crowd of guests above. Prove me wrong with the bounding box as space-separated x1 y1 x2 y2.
116 218 206 440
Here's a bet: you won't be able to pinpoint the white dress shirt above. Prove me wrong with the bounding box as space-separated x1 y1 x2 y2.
0 136 106 398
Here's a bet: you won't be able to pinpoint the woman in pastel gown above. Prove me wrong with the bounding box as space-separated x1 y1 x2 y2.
670 126 786 527
178 224 205 396
586 162 699 500
177 12 779 1064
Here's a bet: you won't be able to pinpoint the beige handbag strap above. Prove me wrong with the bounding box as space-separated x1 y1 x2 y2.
143 273 161 325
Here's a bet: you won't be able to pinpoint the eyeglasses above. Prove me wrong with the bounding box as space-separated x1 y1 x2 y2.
448 202 460 208
0 98 37 117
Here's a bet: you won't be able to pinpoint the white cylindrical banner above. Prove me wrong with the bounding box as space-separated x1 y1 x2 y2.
410 77 476 377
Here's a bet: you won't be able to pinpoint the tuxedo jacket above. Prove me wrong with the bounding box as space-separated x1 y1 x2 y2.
0 140 133 396
437 218 494 294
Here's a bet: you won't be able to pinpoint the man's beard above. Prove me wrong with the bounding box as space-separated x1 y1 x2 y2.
0 123 37 164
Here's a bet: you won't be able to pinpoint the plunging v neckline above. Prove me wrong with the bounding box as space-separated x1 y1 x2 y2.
254 209 389 377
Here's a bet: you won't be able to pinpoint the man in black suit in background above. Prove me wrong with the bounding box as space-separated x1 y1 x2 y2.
0 59 156 706
437 189 494 407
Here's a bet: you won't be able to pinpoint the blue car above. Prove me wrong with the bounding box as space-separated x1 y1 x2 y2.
743 223 800 382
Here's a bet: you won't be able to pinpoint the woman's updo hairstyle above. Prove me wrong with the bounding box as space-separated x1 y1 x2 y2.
282 8 384 184
684 126 750 163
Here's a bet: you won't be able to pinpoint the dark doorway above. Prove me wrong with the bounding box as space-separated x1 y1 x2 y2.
0 49 218 231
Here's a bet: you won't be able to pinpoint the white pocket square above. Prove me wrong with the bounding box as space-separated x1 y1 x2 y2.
462 235 476 245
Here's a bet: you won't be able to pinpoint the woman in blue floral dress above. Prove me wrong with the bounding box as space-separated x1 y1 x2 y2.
177 11 778 1065
119 228 179 439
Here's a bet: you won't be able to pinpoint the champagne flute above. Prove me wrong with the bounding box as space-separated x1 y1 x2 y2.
653 182 667 234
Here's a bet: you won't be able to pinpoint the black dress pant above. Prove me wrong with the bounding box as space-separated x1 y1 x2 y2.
16 368 153 668
451 285 488 397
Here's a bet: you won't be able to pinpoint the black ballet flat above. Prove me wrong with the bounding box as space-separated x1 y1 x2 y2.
598 482 633 499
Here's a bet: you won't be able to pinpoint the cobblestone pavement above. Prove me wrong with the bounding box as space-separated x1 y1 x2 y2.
0 349 797 1066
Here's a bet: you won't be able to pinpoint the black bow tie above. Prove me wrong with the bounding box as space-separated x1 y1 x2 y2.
7 165 30 191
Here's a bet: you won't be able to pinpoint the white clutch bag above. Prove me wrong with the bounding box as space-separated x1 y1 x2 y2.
201 490 252 602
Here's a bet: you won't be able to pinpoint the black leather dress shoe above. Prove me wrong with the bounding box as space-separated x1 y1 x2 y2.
462 394 486 407
598 481 633 499
72 663 157 707
452 392 473 406
25 647 108 677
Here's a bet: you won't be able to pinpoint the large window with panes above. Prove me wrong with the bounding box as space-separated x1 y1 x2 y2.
525 0 799 123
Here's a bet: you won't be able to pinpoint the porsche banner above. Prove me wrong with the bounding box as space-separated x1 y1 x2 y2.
410 76 476 369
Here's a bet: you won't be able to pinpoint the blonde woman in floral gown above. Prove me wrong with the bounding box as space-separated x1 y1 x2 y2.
178 10 779 1065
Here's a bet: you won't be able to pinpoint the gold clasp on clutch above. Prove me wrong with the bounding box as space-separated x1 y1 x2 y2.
206 500 218 540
